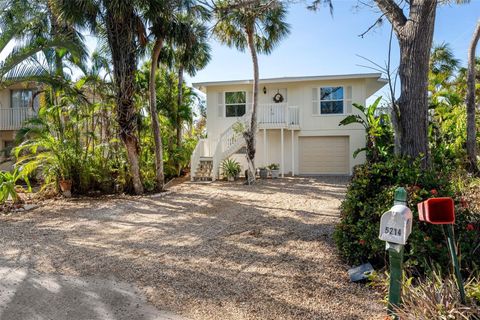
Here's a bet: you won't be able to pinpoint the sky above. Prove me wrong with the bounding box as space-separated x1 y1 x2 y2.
1 0 478 103
187 0 480 102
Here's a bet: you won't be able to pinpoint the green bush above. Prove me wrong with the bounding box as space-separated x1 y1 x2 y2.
334 157 480 275
221 158 241 178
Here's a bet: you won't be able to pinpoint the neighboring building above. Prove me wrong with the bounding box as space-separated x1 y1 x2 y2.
0 83 39 159
191 73 387 181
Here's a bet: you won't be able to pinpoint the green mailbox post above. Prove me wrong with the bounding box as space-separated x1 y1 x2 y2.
378 187 412 319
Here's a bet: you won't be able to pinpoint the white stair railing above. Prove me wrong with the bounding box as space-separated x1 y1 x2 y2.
191 104 300 181
211 112 251 180
190 139 207 181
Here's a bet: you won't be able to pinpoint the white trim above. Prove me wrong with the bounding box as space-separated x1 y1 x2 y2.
313 86 346 116
224 90 247 118
193 73 386 88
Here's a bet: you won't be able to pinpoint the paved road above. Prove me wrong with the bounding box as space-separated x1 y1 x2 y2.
0 267 186 320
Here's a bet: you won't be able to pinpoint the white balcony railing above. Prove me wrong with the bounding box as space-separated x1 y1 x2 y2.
258 103 300 128
0 107 34 130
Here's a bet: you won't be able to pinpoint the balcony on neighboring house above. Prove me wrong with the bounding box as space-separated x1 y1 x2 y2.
0 88 38 131
0 107 35 130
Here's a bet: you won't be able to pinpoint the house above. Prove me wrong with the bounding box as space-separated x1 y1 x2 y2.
0 83 38 160
191 73 387 181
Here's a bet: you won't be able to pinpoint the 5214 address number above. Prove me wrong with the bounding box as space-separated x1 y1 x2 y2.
384 227 402 236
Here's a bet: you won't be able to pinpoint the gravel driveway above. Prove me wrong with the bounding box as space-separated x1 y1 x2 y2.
0 177 384 320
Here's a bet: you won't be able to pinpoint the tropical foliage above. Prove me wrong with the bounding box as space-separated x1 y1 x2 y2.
336 44 480 279
0 0 209 196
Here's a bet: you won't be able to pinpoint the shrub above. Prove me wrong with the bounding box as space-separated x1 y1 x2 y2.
221 158 241 178
334 157 480 275
0 169 31 204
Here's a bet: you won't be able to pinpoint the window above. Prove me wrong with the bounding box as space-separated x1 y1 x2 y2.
320 86 344 114
11 89 33 108
225 91 246 117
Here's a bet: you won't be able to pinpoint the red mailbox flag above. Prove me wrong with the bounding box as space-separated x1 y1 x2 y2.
417 197 455 225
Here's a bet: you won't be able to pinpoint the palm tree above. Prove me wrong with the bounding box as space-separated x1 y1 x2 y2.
172 15 211 150
0 0 88 83
173 14 211 153
142 0 183 191
466 20 480 173
54 0 148 194
213 0 290 184
428 44 461 107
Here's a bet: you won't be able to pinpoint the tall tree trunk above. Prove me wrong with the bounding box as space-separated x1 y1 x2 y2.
176 66 184 176
375 0 437 166
176 65 184 149
105 6 143 194
245 27 258 185
149 39 165 191
466 20 480 173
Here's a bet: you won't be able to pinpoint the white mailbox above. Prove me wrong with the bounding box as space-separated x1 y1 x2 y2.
379 205 413 245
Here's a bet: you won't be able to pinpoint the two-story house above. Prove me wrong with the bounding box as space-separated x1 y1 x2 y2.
190 73 387 181
0 83 38 159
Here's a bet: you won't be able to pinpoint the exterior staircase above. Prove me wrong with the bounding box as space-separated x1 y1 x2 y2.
191 112 250 182
190 103 300 182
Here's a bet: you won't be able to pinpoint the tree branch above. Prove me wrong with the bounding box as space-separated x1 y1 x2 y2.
358 13 386 38
374 0 407 33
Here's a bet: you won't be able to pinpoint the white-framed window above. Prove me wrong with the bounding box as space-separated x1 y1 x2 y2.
225 91 246 117
11 89 33 108
312 86 353 116
316 86 344 115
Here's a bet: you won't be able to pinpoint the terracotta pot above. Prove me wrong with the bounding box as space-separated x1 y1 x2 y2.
227 176 235 182
59 180 72 197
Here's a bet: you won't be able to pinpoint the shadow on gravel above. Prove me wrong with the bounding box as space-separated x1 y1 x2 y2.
0 177 383 320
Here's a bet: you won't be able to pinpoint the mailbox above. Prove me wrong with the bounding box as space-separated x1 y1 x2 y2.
417 197 455 224
379 205 413 245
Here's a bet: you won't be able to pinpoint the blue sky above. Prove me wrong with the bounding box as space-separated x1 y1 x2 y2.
188 1 480 101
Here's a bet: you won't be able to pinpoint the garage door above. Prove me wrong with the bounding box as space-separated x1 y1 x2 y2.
299 136 349 174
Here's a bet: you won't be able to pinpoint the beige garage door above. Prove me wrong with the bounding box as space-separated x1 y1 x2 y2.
299 136 349 174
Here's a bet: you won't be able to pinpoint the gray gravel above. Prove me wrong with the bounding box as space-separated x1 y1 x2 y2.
0 267 186 320
0 176 385 320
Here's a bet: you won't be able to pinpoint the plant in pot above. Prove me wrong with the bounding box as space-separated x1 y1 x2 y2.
221 158 241 182
58 172 73 197
268 163 280 179
258 167 268 179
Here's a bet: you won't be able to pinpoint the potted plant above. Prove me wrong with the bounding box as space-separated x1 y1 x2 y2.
59 176 72 197
268 163 280 179
221 158 241 182
258 167 268 179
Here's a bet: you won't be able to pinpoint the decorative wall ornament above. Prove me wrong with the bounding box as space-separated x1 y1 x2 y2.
273 92 284 103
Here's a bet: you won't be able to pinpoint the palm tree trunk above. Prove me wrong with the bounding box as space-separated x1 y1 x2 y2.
149 38 165 191
176 65 184 149
105 7 144 194
245 27 258 185
466 20 480 173
176 65 184 176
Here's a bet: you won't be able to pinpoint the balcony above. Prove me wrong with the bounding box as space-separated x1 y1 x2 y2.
0 107 35 130
258 103 300 129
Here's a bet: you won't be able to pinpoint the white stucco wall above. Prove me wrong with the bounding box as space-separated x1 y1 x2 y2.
200 76 385 175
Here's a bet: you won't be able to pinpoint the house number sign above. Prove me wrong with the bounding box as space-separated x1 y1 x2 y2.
378 205 412 245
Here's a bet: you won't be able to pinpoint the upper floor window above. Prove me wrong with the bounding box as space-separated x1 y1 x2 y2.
225 91 246 117
11 89 33 109
320 86 344 114
313 87 345 115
